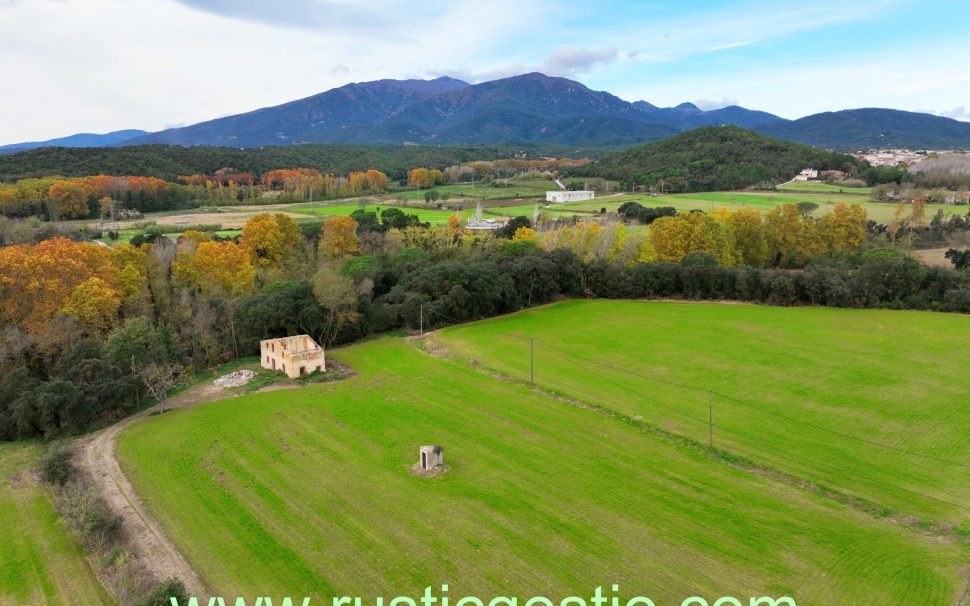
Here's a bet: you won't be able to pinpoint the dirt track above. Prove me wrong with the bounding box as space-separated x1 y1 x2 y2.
75 378 306 598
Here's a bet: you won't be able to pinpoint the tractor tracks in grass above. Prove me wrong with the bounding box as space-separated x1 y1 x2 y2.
420 333 970 544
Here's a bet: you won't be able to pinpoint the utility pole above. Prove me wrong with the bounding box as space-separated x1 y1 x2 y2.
708 391 713 458
530 338 535 385
419 303 424 336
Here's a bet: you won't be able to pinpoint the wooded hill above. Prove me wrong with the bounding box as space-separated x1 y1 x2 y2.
0 143 603 183
582 126 863 191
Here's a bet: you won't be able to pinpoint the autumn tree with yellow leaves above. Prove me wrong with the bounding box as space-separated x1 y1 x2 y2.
319 216 360 260
648 212 737 266
240 213 302 266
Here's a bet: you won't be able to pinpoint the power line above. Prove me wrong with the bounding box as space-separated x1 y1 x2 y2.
538 333 970 513
423 307 970 470
535 336 970 471
421 308 970 513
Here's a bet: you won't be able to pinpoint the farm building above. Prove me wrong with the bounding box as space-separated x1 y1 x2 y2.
465 217 507 231
260 335 325 378
794 169 819 181
546 190 595 203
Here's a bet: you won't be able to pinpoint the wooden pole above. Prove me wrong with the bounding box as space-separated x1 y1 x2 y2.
530 338 535 385
708 391 713 458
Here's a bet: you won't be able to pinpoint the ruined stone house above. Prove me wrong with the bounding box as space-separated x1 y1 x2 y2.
260 335 325 379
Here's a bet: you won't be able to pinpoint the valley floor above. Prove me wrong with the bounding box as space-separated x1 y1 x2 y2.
112 303 969 605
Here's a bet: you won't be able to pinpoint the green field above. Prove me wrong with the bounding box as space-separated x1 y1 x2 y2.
117 331 967 604
777 181 874 194
436 301 970 527
392 183 549 202
0 443 112 605
292 202 464 225
553 191 956 223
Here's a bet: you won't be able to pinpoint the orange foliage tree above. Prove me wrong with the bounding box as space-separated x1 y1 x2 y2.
408 168 444 189
0 237 118 331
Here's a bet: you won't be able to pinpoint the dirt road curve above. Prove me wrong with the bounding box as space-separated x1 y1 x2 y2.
75 382 230 598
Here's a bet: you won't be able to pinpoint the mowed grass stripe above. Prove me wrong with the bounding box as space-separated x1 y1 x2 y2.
0 443 113 605
119 339 965 604
436 301 970 526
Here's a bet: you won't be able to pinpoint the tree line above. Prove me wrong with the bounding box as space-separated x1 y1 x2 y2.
0 143 601 183
0 169 391 221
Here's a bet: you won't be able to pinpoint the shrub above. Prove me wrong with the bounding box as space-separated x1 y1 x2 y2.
39 443 75 486
56 481 123 549
135 579 188 606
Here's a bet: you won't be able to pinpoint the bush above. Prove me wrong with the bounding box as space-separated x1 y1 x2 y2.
943 288 970 313
39 443 75 486
135 579 188 606
56 481 123 548
681 252 718 267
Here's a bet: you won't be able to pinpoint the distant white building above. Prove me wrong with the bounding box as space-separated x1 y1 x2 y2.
465 217 507 231
546 190 595 203
794 169 818 181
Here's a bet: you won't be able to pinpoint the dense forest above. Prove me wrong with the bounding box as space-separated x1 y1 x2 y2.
581 126 867 190
0 143 602 183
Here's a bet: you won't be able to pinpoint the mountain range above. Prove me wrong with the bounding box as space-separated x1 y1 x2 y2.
0 129 148 154
4 73 970 152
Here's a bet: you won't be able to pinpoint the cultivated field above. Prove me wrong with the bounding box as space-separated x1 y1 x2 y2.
116 335 968 604
777 181 874 194
393 183 551 202
294 202 464 224
556 191 958 223
0 443 112 605
435 301 970 527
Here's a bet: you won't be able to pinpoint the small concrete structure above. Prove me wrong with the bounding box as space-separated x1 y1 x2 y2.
260 334 325 379
794 168 819 181
418 445 444 471
546 190 594 203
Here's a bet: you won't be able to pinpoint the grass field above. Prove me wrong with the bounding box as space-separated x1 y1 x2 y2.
0 443 112 605
777 181 874 194
290 202 464 225
554 191 957 223
435 301 970 527
392 184 549 202
117 336 967 604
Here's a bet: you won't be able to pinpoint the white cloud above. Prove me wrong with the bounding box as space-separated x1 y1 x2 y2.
541 47 618 77
171 0 382 29
706 40 758 52
694 98 740 111
430 46 619 84
0 0 552 143
1 0 965 143
928 106 970 121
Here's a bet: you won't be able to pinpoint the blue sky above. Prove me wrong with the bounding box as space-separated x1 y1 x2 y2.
1 0 969 143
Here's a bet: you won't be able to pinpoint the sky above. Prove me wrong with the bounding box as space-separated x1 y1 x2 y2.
1 0 969 144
